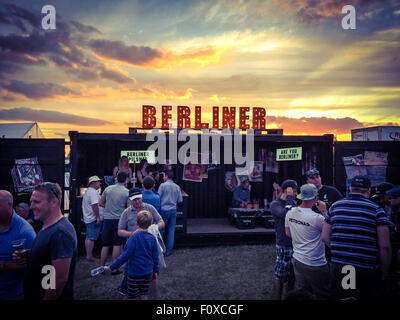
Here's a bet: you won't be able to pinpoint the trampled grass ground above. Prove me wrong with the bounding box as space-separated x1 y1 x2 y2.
74 244 276 300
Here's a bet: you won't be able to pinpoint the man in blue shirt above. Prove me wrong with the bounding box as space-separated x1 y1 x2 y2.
158 171 182 256
142 176 161 212
0 190 36 299
322 176 391 299
232 178 251 208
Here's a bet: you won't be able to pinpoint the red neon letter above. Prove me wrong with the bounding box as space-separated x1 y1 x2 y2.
212 106 219 129
252 107 266 129
239 107 250 129
142 105 156 128
222 107 236 129
195 106 209 129
162 106 172 129
177 106 191 128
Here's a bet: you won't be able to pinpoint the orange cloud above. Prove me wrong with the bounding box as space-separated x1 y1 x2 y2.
56 83 196 101
90 39 223 71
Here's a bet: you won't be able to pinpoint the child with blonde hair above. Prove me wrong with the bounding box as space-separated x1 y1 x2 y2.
106 210 159 299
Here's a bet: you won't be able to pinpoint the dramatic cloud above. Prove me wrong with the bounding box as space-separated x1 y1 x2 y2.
1 80 78 99
0 3 133 85
90 38 221 70
266 116 364 135
89 39 162 66
0 107 112 126
282 0 391 25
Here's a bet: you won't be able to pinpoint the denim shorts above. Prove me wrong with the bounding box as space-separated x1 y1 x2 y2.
85 221 102 241
101 219 124 246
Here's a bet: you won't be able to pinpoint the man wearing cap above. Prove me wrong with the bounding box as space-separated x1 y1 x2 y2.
372 182 394 220
117 187 164 297
322 176 392 299
270 179 298 300
285 183 330 299
82 176 103 261
306 168 343 211
99 171 129 272
232 178 251 208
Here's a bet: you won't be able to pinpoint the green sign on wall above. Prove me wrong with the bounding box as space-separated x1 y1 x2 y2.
120 150 156 164
276 147 302 161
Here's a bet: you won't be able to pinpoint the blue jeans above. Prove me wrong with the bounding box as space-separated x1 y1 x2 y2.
160 209 177 255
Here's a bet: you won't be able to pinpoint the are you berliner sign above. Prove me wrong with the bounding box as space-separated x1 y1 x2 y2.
276 147 302 161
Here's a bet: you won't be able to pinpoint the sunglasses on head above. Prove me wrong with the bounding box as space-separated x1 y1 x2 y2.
43 182 60 200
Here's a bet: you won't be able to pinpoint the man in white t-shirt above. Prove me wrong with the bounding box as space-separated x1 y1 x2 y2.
82 175 103 261
285 183 330 299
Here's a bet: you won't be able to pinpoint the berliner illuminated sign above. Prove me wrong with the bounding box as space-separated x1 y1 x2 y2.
142 105 266 129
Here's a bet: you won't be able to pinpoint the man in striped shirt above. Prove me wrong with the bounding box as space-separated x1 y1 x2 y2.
322 176 392 299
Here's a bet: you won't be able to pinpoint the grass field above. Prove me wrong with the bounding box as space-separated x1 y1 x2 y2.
74 244 276 300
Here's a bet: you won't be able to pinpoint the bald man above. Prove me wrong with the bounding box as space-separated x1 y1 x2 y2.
0 190 36 299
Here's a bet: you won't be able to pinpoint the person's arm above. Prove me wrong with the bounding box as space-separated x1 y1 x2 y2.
137 170 144 184
99 195 106 208
285 227 291 238
270 201 287 220
377 226 392 280
117 210 131 238
177 186 183 204
128 168 133 181
316 200 327 217
321 222 332 247
2 261 26 272
109 237 135 271
91 203 100 224
113 166 118 179
118 229 134 238
43 258 72 300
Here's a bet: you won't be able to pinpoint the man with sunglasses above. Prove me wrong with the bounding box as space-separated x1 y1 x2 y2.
24 182 77 300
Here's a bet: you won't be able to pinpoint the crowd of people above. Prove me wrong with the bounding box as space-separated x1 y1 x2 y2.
1 157 400 301
270 168 400 300
0 156 182 300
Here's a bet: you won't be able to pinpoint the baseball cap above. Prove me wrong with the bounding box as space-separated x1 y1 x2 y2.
282 179 298 190
129 187 143 200
88 175 102 186
372 182 394 198
387 186 400 198
350 176 371 189
305 169 319 179
241 177 249 183
297 183 318 200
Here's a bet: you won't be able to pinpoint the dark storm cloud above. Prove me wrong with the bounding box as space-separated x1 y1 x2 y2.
1 80 78 99
89 39 162 66
0 107 112 126
0 3 133 86
285 0 392 26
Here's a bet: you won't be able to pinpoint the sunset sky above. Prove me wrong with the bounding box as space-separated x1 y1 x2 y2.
0 0 399 140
